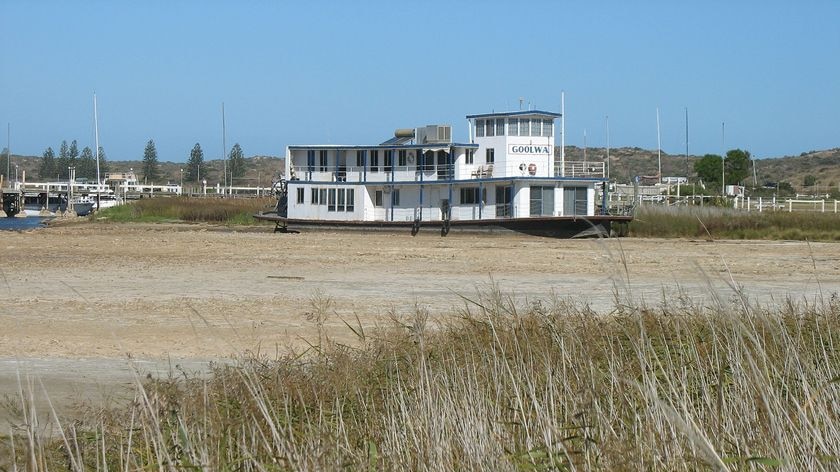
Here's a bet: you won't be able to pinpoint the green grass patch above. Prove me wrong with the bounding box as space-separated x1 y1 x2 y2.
95 196 275 225
629 205 840 240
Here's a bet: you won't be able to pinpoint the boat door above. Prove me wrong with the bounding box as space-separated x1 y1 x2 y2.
495 185 512 218
336 150 347 182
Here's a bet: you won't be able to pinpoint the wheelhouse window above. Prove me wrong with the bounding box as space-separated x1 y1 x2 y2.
543 119 553 137
486 119 495 137
496 119 505 136
509 118 519 136
475 119 485 137
319 150 328 171
486 148 495 164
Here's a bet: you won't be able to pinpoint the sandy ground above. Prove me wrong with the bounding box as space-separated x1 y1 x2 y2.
2 222 840 427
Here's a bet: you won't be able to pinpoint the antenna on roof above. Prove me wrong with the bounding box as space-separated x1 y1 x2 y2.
656 107 661 184
519 97 524 110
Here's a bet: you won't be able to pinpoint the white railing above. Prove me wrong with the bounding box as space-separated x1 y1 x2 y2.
558 161 605 178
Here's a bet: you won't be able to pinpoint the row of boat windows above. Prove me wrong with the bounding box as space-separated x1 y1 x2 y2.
297 187 355 212
475 118 553 138
307 149 494 170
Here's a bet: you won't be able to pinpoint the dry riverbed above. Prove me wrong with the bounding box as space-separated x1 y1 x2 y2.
2 222 839 427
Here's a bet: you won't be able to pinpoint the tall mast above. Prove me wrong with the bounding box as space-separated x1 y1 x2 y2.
684 107 689 176
560 91 565 176
721 121 725 196
656 107 661 184
222 102 227 190
605 115 610 180
94 93 101 208
6 123 9 182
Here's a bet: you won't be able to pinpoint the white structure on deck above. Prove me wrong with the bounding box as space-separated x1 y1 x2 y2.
285 110 605 223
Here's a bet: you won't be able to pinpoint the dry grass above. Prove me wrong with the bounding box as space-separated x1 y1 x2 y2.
629 205 840 240
96 196 275 225
3 282 839 470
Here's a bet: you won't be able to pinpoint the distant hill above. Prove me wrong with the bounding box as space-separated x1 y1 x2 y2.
559 146 840 193
4 147 840 194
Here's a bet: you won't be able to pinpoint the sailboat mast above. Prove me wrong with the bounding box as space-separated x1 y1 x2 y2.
94 93 101 209
560 91 565 176
222 102 227 190
656 107 661 184
605 115 610 180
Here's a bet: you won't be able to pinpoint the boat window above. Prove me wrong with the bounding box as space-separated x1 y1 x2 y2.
320 188 327 205
384 150 394 173
496 119 505 136
296 188 304 204
475 119 485 137
486 119 495 137
319 150 328 171
311 188 319 204
543 119 553 137
374 190 383 207
390 189 400 206
486 148 495 164
465 149 474 164
509 118 519 136
370 150 379 173
328 188 337 211
356 150 365 167
460 187 482 204
346 189 354 212
398 150 407 167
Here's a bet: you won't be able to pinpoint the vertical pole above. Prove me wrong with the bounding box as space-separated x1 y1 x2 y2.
684 107 689 177
721 122 725 197
560 92 565 177
605 115 610 180
656 107 661 184
94 94 101 209
222 102 227 191
6 123 10 182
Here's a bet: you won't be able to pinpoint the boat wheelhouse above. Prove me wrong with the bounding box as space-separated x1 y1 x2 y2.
259 110 630 237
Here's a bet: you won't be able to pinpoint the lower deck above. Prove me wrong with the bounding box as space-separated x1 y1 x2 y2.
286 178 603 223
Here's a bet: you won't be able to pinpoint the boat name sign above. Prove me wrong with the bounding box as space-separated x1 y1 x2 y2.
509 145 550 155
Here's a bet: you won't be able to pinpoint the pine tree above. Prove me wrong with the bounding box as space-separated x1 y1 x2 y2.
187 143 205 182
228 143 246 180
39 147 57 180
78 146 96 180
97 146 109 176
57 140 69 178
1 147 8 181
68 140 80 174
141 139 160 183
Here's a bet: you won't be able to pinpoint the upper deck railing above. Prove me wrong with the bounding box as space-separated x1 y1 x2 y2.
557 161 605 178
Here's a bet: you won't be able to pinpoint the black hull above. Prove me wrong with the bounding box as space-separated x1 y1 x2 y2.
254 213 632 238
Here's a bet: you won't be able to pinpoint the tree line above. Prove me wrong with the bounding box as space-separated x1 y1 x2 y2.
693 149 751 188
38 140 109 181
34 139 248 184
137 140 247 184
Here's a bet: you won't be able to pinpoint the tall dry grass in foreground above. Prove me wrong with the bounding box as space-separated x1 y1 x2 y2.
629 205 840 240
3 287 839 471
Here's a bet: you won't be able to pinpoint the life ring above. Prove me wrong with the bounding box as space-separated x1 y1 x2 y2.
408 152 415 164
528 163 537 175
519 163 527 171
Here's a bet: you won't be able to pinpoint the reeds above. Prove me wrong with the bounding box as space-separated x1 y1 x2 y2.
629 205 840 240
96 197 274 225
4 287 839 470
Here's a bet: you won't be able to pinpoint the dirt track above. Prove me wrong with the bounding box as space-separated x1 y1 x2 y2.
2 222 839 425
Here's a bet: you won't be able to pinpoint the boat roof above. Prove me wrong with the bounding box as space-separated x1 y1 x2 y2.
288 143 478 151
465 110 561 119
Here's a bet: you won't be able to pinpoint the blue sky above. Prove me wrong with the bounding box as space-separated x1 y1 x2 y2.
2 1 838 162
